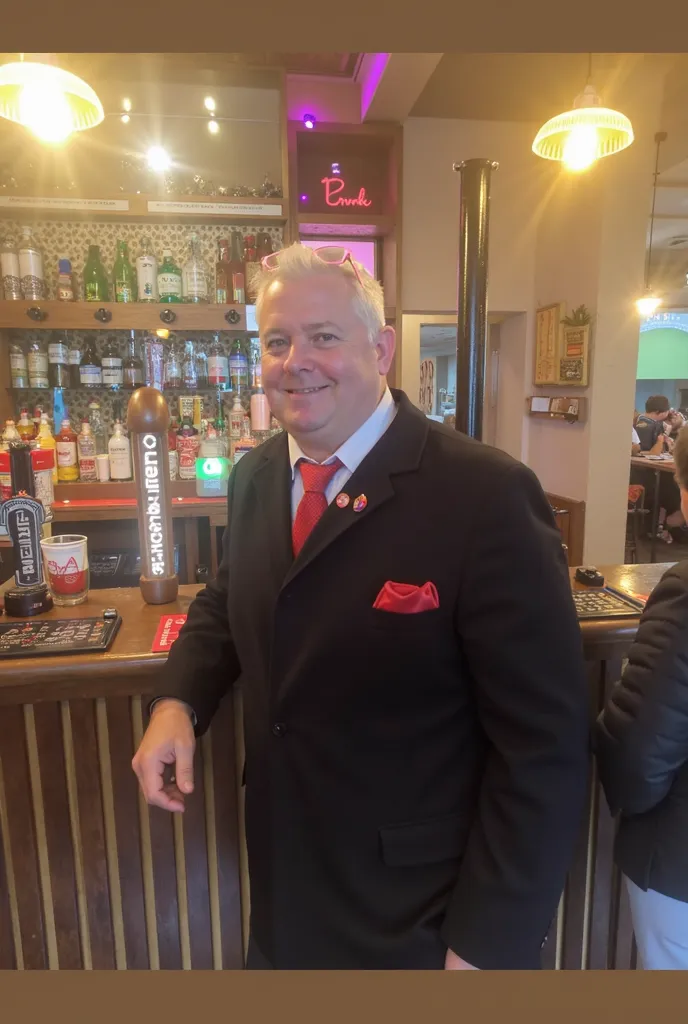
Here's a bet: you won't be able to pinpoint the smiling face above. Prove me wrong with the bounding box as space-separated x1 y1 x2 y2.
259 271 395 461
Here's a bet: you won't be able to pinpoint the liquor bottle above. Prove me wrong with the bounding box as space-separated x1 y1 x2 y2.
214 396 228 457
256 232 274 263
158 249 183 303
108 421 132 480
229 337 249 392
56 258 76 301
244 234 259 304
168 417 179 480
182 339 197 389
164 340 182 389
208 334 229 388
250 387 271 433
136 237 159 302
113 240 137 302
142 334 165 390
176 416 200 480
102 336 123 389
229 394 243 440
17 408 36 441
48 333 70 388
68 337 82 388
83 244 110 301
249 337 262 389
36 413 58 484
182 234 208 303
123 331 144 388
79 337 102 388
88 401 108 456
77 421 97 481
18 226 45 301
9 339 28 388
2 420 20 443
195 341 209 388
228 231 246 303
0 237 22 300
27 339 49 388
215 239 230 303
32 405 44 436
56 419 79 482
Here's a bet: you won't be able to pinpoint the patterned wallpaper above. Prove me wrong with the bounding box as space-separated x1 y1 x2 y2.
1 219 284 300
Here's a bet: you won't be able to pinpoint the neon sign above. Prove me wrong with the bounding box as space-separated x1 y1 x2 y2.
320 176 372 208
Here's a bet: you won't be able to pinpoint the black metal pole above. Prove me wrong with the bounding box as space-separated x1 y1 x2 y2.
452 158 498 440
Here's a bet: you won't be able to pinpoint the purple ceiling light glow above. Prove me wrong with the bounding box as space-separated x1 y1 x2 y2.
303 113 316 129
300 194 308 202
360 53 390 119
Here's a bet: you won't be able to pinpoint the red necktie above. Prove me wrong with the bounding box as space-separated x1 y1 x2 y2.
292 457 343 556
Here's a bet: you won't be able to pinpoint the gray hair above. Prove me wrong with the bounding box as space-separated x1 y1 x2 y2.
254 242 386 342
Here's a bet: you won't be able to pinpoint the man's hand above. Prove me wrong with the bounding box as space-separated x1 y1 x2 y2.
444 948 479 970
132 699 196 813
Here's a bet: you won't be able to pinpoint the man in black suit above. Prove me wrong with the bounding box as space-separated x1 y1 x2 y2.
133 243 589 971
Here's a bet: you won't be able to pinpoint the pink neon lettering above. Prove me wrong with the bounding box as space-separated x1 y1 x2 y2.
321 177 372 208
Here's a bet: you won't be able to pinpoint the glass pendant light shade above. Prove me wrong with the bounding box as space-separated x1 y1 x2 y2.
532 84 634 171
0 59 104 143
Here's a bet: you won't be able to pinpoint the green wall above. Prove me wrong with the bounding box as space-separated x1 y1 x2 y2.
637 327 688 378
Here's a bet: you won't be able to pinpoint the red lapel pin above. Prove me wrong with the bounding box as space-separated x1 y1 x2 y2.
336 493 350 508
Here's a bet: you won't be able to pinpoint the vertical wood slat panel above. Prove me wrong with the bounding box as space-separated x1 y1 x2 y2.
147 805 182 969
181 741 213 969
32 702 83 970
211 693 243 969
0 796 17 968
0 705 47 969
106 696 149 971
69 699 116 970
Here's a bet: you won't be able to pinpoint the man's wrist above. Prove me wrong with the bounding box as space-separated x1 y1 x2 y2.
149 697 197 727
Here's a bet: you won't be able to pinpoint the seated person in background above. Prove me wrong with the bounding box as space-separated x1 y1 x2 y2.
633 396 684 543
595 423 688 969
635 396 671 454
666 409 686 444
632 423 641 457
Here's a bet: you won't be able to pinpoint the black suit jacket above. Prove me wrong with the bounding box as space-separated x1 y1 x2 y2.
595 561 688 903
152 390 589 969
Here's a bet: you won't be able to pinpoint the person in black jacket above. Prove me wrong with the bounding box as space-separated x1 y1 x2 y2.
596 423 688 969
132 243 589 971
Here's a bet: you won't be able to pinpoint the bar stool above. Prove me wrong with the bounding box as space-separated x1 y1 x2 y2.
626 484 648 563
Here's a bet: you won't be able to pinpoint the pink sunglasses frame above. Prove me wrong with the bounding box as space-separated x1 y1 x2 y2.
261 244 363 286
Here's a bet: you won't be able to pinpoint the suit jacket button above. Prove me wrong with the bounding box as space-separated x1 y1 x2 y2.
272 722 287 737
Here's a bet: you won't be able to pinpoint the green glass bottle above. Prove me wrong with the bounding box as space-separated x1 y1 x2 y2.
157 248 183 303
113 240 137 303
83 244 110 302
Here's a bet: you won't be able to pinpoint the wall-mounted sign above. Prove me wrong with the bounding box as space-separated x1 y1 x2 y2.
0 196 130 212
147 200 282 217
320 177 372 209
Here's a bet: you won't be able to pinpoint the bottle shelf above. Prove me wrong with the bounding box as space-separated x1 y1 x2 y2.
0 301 247 332
7 385 247 395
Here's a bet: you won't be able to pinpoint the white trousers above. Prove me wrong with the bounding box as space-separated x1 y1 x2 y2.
626 877 688 970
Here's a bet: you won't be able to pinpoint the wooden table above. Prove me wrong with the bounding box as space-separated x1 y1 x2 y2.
0 564 673 971
630 455 676 562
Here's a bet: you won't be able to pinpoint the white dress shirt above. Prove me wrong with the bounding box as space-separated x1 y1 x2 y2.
288 387 397 522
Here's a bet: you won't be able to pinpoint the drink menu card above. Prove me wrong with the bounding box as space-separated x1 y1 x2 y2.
152 614 188 652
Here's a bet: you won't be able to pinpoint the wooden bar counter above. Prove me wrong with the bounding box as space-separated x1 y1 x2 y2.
0 564 674 970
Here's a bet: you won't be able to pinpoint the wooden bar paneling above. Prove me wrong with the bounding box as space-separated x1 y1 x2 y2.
0 301 246 333
69 699 116 970
32 702 82 969
106 696 149 971
0 706 48 969
147 806 182 970
0 808 17 968
547 492 586 566
211 694 244 969
181 742 214 970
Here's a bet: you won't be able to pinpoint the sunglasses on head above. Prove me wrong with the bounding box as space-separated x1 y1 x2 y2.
261 244 363 286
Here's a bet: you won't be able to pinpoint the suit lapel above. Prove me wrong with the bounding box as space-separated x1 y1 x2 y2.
283 391 430 588
250 432 294 590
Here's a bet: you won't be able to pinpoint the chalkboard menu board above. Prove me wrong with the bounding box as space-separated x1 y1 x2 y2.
0 616 121 658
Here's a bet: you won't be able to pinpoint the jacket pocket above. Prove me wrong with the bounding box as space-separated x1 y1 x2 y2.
379 812 467 867
370 607 442 632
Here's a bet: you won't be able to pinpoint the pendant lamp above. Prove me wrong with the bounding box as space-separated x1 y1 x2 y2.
636 131 667 317
532 55 634 172
0 54 104 144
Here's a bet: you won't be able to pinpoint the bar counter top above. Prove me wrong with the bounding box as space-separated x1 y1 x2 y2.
0 562 674 706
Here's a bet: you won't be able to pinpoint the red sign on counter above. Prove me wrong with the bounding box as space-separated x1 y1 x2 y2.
152 614 187 652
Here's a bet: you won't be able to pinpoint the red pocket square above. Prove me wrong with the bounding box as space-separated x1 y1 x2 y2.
373 581 440 614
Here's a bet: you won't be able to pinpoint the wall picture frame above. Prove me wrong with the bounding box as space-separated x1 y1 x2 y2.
534 303 563 385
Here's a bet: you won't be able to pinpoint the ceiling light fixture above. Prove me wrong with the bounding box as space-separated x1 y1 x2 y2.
122 97 132 112
303 113 316 130
636 131 667 317
146 145 171 173
208 118 219 135
121 114 130 125
204 96 216 113
0 54 104 144
532 54 634 172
